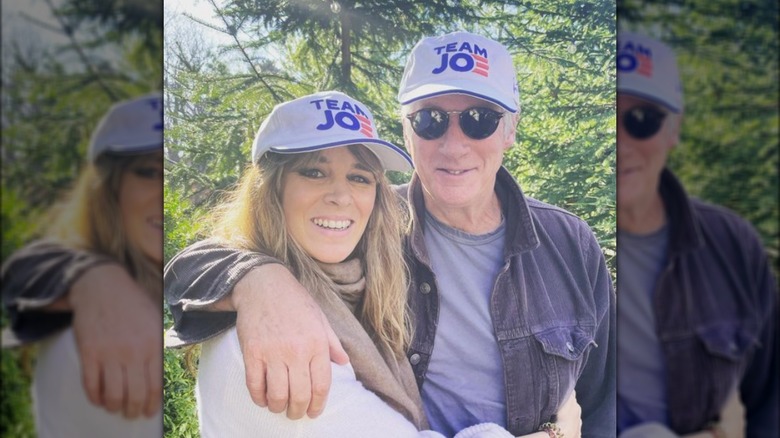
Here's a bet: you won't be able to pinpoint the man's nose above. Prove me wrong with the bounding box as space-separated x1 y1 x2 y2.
439 117 470 158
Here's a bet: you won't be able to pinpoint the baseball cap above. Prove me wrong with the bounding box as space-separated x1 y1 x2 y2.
617 32 684 113
397 31 520 113
87 92 164 162
252 91 413 172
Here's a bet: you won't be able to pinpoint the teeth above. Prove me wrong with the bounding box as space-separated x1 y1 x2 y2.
447 170 464 175
313 218 351 230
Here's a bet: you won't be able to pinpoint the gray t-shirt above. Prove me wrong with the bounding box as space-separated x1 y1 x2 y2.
421 211 507 436
617 225 670 432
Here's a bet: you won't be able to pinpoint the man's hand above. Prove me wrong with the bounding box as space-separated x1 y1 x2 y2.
556 390 583 438
231 263 349 420
68 263 162 419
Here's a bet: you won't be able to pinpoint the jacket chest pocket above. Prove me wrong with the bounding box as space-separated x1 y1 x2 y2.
532 326 597 413
661 321 760 432
695 322 759 405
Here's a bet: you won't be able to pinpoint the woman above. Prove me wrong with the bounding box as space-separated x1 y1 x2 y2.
168 91 580 437
1 94 164 437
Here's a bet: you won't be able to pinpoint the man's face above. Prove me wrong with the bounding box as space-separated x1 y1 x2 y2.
403 94 516 213
617 93 680 211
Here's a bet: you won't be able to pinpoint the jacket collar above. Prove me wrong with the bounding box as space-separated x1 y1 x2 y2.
406 166 540 264
659 167 705 255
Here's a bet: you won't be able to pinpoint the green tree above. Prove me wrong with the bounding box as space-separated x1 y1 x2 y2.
163 1 616 435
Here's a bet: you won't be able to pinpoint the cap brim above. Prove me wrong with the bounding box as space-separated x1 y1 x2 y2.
618 85 681 113
101 142 163 157
267 139 413 172
399 81 518 113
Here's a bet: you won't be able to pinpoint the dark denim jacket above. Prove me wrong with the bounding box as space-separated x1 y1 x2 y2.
1 240 112 346
401 168 616 437
652 169 778 436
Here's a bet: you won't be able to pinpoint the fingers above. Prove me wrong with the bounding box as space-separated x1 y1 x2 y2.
286 361 312 420
81 352 161 419
265 362 290 414
80 353 102 407
143 351 163 417
244 344 269 407
307 351 332 418
123 362 145 419
101 361 124 413
327 323 349 365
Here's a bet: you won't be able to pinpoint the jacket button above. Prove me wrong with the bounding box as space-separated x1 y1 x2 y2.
566 342 575 352
419 282 431 294
410 353 421 365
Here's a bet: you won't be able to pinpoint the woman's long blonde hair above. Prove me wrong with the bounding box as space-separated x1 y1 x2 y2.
42 153 162 301
210 145 411 356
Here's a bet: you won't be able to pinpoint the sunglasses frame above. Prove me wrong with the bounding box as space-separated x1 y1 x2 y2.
406 107 505 141
621 105 669 140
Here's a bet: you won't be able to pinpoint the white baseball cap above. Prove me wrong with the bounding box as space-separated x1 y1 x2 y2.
88 93 163 162
252 91 413 172
397 31 520 113
617 32 684 113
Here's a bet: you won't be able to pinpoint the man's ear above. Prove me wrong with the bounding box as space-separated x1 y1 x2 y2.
503 112 519 150
401 119 417 160
667 113 683 149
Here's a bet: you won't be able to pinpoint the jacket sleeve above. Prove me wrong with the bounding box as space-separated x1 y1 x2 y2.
163 238 284 347
1 239 113 345
738 228 778 437
576 227 617 438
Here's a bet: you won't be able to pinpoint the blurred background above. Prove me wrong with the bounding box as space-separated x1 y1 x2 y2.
618 0 779 270
1 0 161 436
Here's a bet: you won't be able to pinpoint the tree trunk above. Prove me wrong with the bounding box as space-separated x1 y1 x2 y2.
340 9 352 88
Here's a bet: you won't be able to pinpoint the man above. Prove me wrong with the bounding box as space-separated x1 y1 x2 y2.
164 31 616 437
616 32 777 437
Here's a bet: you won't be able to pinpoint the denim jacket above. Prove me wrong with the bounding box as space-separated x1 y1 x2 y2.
162 167 615 436
653 169 777 436
401 168 616 437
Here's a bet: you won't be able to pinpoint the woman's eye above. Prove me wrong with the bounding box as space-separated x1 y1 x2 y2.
298 168 325 178
349 174 374 185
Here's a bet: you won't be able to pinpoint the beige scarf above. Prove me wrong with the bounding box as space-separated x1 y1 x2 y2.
315 259 429 430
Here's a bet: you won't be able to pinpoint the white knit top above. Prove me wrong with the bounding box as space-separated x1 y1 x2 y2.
32 328 162 438
197 327 515 438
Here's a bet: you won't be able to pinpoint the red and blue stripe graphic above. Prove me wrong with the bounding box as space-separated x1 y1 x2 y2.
357 114 373 137
472 53 489 77
636 53 653 77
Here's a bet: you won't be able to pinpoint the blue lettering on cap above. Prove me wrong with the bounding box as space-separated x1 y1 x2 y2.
617 41 653 73
311 98 364 132
147 97 163 130
431 41 490 75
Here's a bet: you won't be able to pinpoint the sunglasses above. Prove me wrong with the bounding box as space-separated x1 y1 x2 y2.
622 105 668 140
406 107 505 140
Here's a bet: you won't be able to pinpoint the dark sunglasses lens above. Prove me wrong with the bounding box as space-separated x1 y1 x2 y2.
411 109 448 140
460 108 502 140
624 106 666 139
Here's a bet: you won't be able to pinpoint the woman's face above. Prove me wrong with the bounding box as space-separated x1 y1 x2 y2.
281 147 378 264
119 151 164 264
